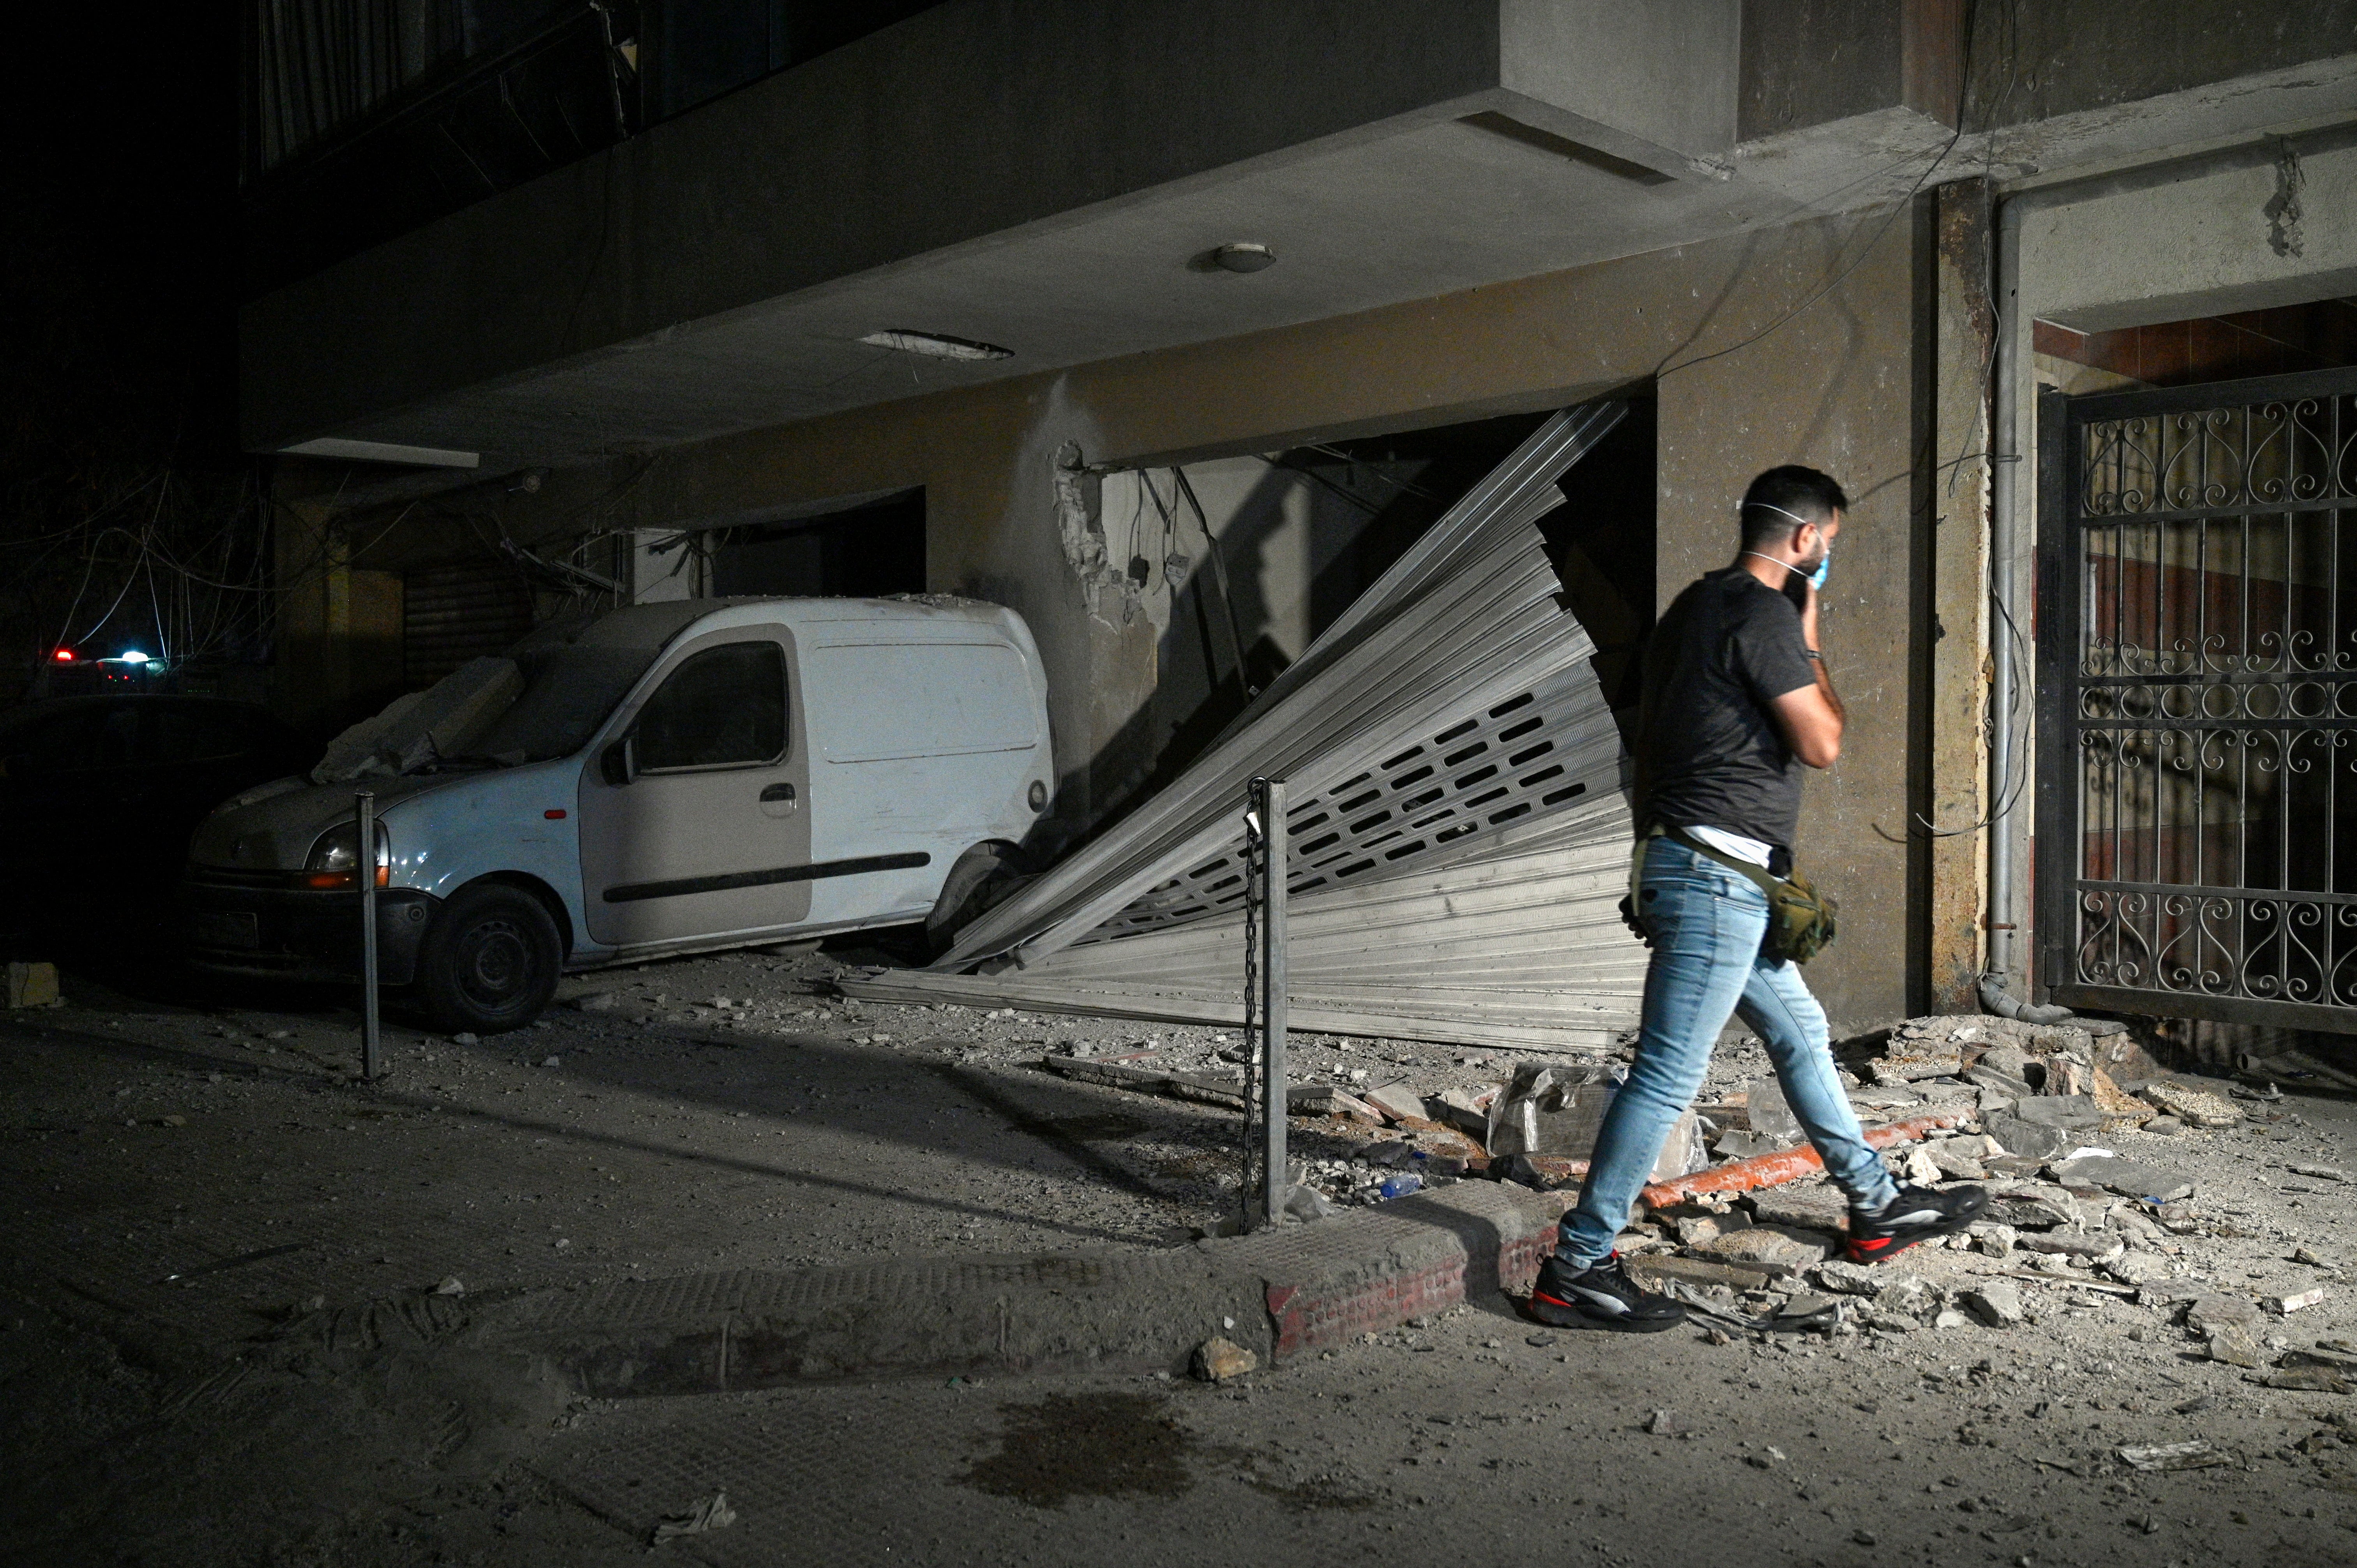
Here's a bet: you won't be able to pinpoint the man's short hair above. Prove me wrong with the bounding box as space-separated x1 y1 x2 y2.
1739 465 1849 549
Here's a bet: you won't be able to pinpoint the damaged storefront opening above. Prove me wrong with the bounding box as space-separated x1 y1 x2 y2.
845 400 1659 1052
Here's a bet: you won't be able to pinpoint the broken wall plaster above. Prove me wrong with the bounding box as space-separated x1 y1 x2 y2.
2266 136 2307 259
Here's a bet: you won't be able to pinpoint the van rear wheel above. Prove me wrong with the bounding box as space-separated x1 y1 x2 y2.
414 883 561 1034
925 842 1029 958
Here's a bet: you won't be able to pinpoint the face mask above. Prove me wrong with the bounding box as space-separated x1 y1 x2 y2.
1744 500 1832 593
1740 543 1831 595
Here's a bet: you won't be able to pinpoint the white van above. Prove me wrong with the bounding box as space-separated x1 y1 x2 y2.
182 597 1052 1031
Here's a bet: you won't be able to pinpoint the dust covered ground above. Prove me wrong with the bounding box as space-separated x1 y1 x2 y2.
4 941 2356 1565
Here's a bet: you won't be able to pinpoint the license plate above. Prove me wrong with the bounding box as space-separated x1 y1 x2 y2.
191 910 260 949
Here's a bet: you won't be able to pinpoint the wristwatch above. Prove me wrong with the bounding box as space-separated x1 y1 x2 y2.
1803 649 1823 661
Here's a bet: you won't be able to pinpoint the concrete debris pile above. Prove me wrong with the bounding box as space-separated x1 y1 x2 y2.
844 403 1649 1049
311 656 524 782
1045 1011 2354 1398
1560 1015 2357 1386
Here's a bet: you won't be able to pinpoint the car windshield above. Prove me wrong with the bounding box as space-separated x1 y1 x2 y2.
465 602 716 763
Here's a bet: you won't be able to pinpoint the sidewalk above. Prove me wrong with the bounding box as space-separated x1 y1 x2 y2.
12 948 2357 1567
1 948 1554 1565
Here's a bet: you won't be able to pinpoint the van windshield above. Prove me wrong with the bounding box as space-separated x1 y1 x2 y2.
466 602 716 763
469 645 661 762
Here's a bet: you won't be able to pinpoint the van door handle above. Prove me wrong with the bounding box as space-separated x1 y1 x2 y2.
760 782 798 816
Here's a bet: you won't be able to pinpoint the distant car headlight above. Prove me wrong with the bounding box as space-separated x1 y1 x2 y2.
304 821 391 889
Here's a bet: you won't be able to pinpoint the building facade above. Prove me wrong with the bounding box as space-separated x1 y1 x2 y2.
241 1 2357 1049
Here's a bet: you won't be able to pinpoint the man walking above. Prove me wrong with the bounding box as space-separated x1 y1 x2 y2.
1527 465 1986 1332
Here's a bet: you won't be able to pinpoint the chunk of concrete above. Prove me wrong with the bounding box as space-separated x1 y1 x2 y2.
1982 1111 2075 1161
1287 1084 1382 1121
2016 1233 2125 1265
1702 1225 1834 1273
1961 1283 2023 1327
1748 1183 1850 1233
1982 1188 2076 1229
1898 1146 1944 1187
1970 1222 2017 1258
2136 1080 2243 1128
1866 1052 1963 1084
1812 1259 1884 1297
2011 1094 2103 1130
2046 1155 2192 1201
1710 1130 1785 1160
1362 1083 1429 1122
5 961 60 1010
1431 1084 1496 1136
1661 1207 1752 1247
1876 1275 1942 1319
2206 1325 2264 1369
1624 1254 1778 1294
1193 1337 1256 1382
2102 1251 2173 1287
1922 1140 1989 1181
313 656 523 782
1975 1044 2039 1083
2184 1295 2262 1331
1742 1076 1802 1142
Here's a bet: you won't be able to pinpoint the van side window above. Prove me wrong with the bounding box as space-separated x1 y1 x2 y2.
632 642 786 770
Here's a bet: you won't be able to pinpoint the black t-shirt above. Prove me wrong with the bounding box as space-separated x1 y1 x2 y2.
1636 567 1818 853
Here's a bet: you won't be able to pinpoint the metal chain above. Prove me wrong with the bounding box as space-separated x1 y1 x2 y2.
1238 796 1263 1225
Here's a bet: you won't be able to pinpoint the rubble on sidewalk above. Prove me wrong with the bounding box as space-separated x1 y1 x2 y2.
1193 1338 1256 1383
1028 1004 2352 1353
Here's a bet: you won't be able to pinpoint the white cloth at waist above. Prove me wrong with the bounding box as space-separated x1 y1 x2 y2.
1678 824 1775 868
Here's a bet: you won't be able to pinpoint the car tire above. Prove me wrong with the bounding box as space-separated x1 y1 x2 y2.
413 883 562 1034
924 842 1030 958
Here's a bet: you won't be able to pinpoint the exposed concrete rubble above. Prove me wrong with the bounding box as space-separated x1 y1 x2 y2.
1025 1005 2357 1401
309 655 523 782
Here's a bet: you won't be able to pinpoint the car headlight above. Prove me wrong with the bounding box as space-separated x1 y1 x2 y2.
304 821 391 889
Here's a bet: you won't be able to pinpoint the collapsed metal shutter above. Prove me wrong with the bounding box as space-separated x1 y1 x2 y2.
404 562 534 687
844 402 1648 1052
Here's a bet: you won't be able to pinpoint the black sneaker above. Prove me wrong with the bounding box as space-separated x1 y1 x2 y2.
1846 1183 1988 1264
1525 1254 1687 1333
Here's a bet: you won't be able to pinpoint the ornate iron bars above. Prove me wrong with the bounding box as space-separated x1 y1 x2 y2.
2036 370 2357 1032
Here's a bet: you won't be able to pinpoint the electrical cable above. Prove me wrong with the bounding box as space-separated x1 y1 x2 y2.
1656 0 1986 390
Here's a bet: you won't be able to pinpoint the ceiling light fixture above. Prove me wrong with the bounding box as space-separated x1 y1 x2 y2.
858 330 1014 361
1210 243 1278 274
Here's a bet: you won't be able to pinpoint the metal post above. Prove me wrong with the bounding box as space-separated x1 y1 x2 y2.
355 791 381 1082
1253 776 1288 1225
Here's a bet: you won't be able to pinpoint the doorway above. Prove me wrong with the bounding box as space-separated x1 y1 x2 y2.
705 488 926 599
2035 364 2357 1033
1106 403 1655 805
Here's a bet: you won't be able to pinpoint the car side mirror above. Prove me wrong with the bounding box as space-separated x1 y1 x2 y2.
601 735 637 786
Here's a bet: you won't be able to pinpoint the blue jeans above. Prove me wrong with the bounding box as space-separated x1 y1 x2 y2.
1554 835 1897 1268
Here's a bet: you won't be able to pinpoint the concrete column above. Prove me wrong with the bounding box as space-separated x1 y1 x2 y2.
1654 215 1922 1031
1925 180 1995 1011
